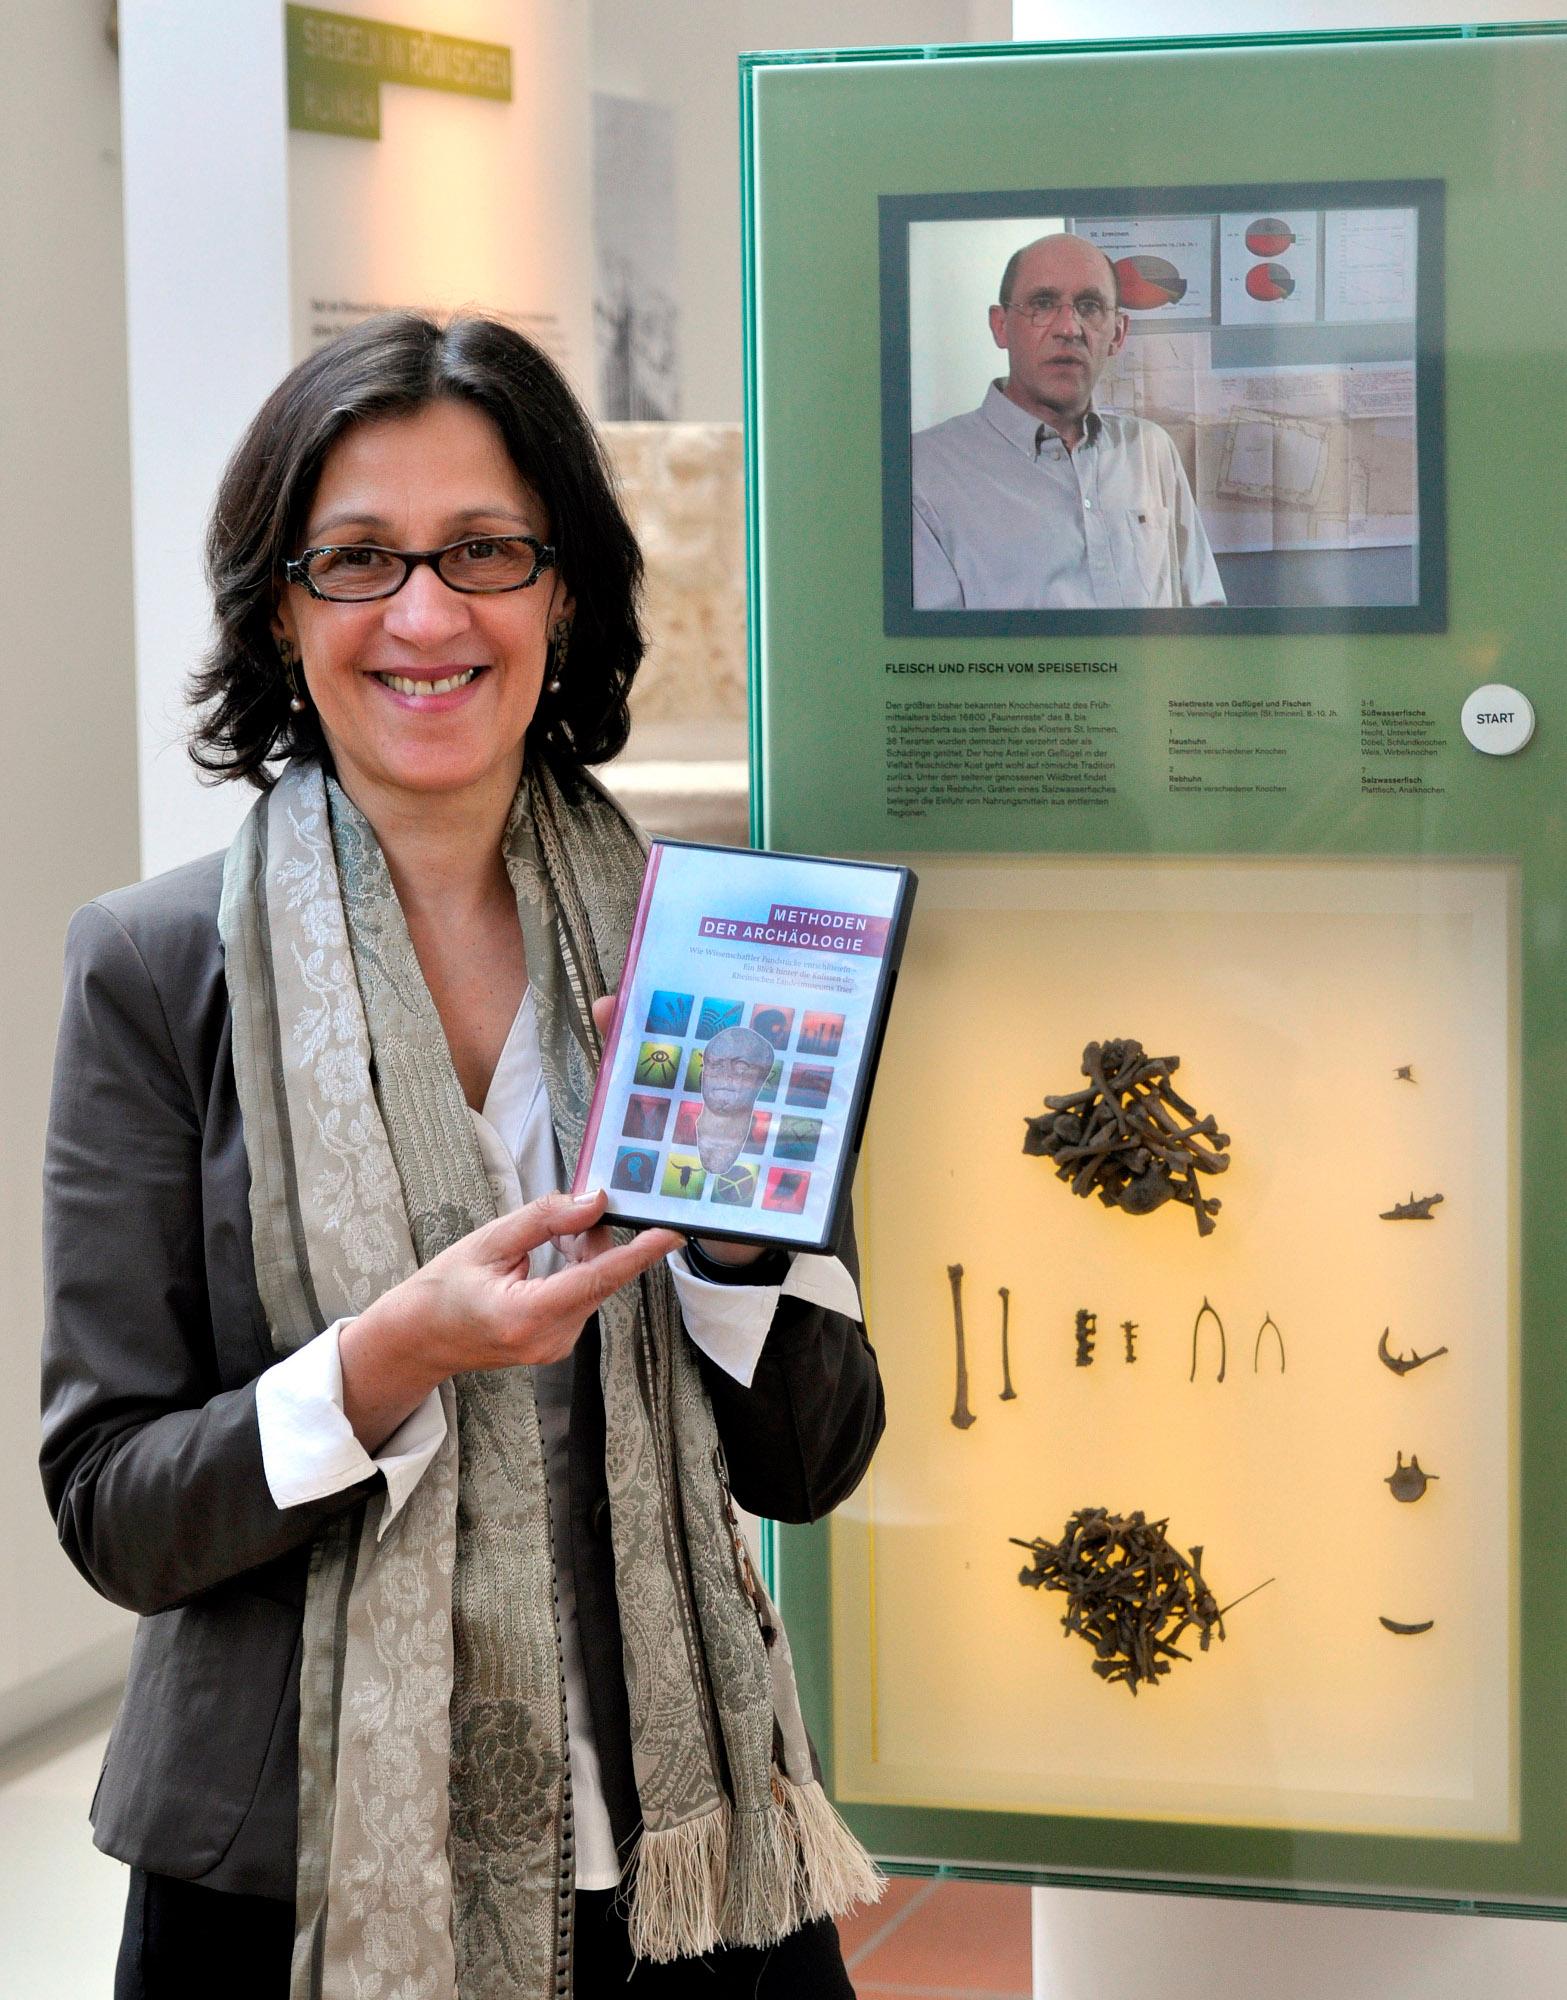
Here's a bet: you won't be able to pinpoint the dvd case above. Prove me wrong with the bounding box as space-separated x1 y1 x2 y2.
574 840 916 1250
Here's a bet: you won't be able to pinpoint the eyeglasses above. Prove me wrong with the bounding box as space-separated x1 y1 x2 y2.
1005 292 1117 329
284 534 556 602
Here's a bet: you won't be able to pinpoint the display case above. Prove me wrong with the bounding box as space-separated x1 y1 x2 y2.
740 23 1567 1915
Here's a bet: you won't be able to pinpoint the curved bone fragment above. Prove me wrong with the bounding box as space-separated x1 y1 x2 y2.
1380 1615 1435 1635
1377 1328 1450 1376
1253 1312 1285 1374
1190 1296 1226 1384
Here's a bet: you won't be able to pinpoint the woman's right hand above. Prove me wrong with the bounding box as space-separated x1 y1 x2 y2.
338 1189 681 1452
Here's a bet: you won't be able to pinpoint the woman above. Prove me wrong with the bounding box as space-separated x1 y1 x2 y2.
40 314 884 1998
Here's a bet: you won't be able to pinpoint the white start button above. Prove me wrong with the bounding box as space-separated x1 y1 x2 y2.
1461 682 1535 756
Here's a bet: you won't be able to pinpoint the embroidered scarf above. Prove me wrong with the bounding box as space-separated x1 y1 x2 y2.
219 756 879 1999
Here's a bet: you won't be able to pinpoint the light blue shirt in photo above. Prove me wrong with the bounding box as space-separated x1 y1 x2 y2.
912 381 1225 612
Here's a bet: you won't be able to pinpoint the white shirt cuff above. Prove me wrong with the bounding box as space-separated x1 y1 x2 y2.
667 1249 863 1390
254 1320 448 1539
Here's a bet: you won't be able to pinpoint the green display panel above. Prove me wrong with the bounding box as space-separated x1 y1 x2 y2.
742 25 1567 1916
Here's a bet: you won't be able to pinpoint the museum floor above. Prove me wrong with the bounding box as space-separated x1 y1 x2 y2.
0 1694 125 1994
842 1876 1033 1995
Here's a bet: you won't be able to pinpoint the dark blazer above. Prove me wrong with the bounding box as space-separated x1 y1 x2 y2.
39 851 884 1902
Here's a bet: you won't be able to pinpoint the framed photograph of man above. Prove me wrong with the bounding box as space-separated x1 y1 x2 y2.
881 180 1445 636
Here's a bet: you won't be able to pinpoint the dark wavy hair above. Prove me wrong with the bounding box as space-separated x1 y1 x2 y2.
189 313 644 788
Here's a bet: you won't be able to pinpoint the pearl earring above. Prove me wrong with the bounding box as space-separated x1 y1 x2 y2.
278 639 307 713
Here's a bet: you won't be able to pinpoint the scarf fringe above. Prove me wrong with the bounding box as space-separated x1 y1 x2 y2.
718 1798 798 1947
627 1782 884 1964
625 1803 731 1964
778 1774 887 1923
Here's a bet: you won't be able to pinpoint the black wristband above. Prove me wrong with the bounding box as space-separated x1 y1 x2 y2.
683 1236 792 1287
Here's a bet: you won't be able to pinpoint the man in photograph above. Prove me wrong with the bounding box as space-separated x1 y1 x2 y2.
912 231 1224 611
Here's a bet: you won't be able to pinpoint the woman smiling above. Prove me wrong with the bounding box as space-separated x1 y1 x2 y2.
41 314 883 1999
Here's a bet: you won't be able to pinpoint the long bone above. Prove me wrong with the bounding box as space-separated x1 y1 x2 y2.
1056 1110 1226 1175
1137 1096 1231 1158
1123 1125 1231 1177
1100 1042 1197 1113
947 1263 976 1430
1081 1043 1132 1139
998 1287 1017 1400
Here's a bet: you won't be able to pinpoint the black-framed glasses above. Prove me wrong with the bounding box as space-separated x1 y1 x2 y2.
283 533 556 602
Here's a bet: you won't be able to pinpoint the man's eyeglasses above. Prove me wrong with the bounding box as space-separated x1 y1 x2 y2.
1005 292 1117 329
284 534 556 602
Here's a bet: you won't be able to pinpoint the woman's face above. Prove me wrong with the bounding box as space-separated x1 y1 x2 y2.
273 397 570 809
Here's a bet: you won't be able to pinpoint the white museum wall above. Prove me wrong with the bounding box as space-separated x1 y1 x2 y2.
1004 4 1567 1993
288 0 593 383
590 0 1013 424
123 0 593 884
1015 0 1566 36
0 5 140 1743
120 0 293 880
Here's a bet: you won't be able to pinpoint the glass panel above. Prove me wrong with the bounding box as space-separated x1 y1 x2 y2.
742 23 1567 1913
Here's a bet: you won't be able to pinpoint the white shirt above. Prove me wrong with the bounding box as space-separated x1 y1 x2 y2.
254 987 860 1888
912 381 1225 611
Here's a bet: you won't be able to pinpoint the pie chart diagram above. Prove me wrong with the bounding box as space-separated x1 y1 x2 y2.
1244 216 1295 257
1245 261 1295 302
1113 254 1188 309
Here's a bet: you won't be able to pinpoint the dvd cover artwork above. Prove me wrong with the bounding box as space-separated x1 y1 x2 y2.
575 840 915 1249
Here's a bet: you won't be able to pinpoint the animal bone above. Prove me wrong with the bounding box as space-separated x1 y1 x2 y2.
1377 1327 1449 1376
1384 1451 1438 1502
1075 1308 1097 1368
1011 1507 1270 1695
1190 1296 1226 1384
1253 1312 1285 1374
998 1287 1017 1400
1380 1615 1435 1635
1024 1038 1230 1237
947 1263 976 1430
1122 1319 1139 1364
1380 1192 1444 1221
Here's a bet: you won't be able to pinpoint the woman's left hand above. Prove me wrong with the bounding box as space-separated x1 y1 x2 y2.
592 992 765 1270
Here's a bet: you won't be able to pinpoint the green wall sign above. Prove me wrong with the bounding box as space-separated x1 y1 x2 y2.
285 5 511 140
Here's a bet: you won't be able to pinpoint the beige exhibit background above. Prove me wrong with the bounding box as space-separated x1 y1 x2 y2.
837 855 1516 1837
